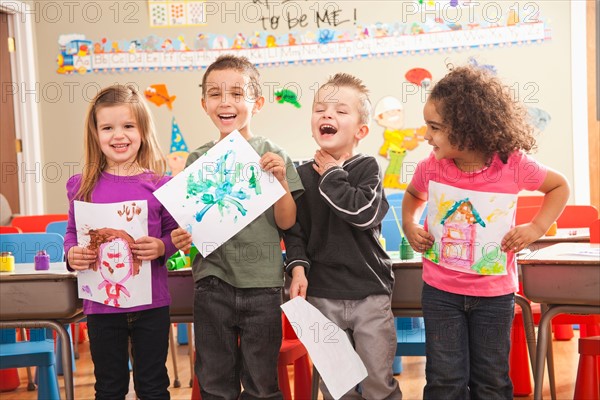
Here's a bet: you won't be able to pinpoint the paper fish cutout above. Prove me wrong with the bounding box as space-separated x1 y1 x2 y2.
468 57 497 75
527 107 551 131
144 84 176 110
405 68 432 89
274 89 301 108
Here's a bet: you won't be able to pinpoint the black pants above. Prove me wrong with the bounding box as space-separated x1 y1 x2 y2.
87 306 171 400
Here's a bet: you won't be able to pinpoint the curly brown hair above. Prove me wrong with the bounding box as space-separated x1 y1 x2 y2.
429 65 537 164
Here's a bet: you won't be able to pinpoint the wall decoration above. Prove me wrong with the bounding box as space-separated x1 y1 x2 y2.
145 84 176 109
274 89 302 108
423 181 517 275
405 67 433 89
153 130 286 257
148 0 206 27
75 200 152 307
55 17 549 74
167 118 189 176
375 96 426 189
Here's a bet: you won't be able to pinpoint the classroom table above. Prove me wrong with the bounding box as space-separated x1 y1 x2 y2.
519 242 600 400
0 262 83 400
529 228 590 250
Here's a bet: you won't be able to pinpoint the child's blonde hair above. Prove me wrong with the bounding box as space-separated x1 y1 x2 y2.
201 55 261 99
75 84 166 202
320 73 372 125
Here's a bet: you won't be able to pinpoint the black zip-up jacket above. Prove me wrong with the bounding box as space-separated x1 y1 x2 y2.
283 154 394 300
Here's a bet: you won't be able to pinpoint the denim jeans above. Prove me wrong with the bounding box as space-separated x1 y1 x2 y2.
87 306 171 400
421 283 514 400
194 276 283 400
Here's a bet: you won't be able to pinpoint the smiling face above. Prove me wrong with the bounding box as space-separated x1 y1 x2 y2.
201 69 264 140
96 105 141 173
311 85 369 159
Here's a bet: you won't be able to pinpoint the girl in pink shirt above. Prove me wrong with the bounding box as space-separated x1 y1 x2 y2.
402 65 569 399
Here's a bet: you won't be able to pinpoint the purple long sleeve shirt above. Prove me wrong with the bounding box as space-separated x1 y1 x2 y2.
64 171 178 315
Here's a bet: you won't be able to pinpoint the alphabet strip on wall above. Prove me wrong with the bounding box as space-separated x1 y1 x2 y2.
56 21 549 75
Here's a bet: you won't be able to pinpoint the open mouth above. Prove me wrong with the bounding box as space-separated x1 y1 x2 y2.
111 144 130 150
219 113 236 121
320 124 337 135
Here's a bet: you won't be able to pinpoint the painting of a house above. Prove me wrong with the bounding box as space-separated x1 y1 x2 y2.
439 199 486 269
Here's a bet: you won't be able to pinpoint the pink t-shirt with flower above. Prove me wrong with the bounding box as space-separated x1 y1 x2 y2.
411 151 547 297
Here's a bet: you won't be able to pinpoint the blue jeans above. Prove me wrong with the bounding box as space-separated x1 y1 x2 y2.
421 283 514 400
194 276 283 400
87 306 171 400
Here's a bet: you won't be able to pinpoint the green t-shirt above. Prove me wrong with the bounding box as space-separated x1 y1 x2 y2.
186 136 304 288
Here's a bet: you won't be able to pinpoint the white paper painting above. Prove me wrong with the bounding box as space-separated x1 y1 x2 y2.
75 200 152 307
153 130 286 257
281 297 368 399
424 181 517 275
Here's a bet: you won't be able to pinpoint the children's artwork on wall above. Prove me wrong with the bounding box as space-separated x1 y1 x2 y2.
153 130 286 257
374 96 426 189
74 200 152 307
148 0 206 27
274 89 302 108
527 107 552 131
424 181 517 275
167 118 189 176
405 67 433 89
54 12 549 74
145 84 176 109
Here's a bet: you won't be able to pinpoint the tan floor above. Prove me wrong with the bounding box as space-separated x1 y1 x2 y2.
1 325 580 400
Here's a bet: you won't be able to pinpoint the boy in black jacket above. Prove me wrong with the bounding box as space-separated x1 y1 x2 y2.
284 73 402 399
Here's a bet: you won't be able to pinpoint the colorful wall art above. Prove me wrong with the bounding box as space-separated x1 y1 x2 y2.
148 0 206 27
153 130 286 257
424 181 517 275
75 200 152 307
55 18 548 74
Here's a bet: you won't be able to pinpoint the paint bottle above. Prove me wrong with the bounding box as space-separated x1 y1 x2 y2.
0 252 15 272
34 250 50 271
378 234 387 251
400 237 414 260
167 251 187 271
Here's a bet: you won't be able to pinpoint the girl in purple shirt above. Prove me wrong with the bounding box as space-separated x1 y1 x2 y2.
64 85 178 399
402 65 569 399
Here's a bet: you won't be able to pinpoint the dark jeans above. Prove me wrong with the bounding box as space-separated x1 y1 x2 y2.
194 276 283 400
421 283 514 400
87 306 171 400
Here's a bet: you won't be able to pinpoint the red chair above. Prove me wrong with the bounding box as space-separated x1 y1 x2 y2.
0 226 21 234
279 314 312 400
10 214 68 233
588 218 600 243
574 336 600 400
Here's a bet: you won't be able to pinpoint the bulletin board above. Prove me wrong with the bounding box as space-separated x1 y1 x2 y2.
31 0 576 212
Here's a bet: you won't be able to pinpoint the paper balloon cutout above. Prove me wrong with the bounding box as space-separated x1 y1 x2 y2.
274 89 301 108
145 84 176 110
405 68 432 89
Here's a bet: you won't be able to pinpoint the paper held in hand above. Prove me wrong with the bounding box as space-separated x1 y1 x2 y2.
153 130 286 257
281 297 368 399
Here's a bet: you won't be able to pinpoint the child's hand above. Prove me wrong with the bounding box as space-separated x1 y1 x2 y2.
289 266 308 299
171 227 192 252
67 246 97 270
404 223 434 253
313 149 349 176
132 236 165 261
501 223 546 253
260 152 287 185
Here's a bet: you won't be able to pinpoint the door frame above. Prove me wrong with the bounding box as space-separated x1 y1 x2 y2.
1 1 43 214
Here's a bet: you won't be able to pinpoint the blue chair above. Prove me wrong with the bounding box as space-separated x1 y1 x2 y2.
0 324 61 399
45 221 67 238
0 232 74 390
381 191 428 375
0 233 64 263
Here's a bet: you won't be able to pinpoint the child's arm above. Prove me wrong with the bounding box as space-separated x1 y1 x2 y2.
260 152 296 230
402 183 434 252
131 237 165 261
283 220 310 299
501 169 570 253
312 150 385 230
